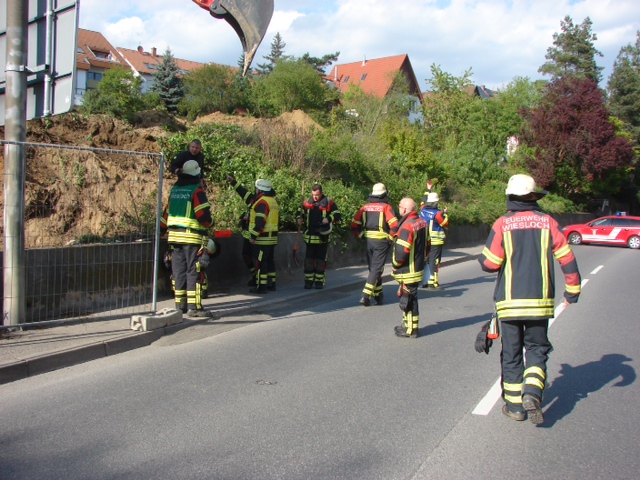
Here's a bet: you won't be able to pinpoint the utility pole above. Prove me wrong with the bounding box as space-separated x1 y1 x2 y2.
3 0 28 327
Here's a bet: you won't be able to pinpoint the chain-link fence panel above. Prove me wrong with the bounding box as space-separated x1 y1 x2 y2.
1 141 166 325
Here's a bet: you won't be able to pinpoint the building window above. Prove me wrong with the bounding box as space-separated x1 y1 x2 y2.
361 73 367 81
343 75 350 83
76 47 84 54
94 50 111 60
144 63 158 70
87 72 103 81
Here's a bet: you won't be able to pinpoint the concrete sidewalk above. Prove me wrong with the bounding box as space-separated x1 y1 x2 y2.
0 244 483 384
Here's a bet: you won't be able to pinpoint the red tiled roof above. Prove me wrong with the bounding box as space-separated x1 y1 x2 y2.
76 29 127 71
117 46 215 75
326 54 423 101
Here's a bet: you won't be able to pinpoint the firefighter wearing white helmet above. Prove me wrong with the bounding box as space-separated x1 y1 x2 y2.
160 160 212 316
247 178 279 293
350 182 398 306
226 175 261 287
478 173 580 425
419 190 449 290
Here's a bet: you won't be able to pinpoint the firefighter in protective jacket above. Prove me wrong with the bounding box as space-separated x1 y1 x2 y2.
161 160 213 316
479 174 581 425
227 175 259 286
391 198 427 338
419 192 448 290
297 184 341 289
248 179 279 293
351 183 398 306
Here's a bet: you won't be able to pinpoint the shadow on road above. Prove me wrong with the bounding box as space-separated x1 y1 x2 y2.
540 353 636 428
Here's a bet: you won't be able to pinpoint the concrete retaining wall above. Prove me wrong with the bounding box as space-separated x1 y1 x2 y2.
1 215 594 322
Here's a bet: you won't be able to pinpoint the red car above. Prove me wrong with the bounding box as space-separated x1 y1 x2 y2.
562 215 640 249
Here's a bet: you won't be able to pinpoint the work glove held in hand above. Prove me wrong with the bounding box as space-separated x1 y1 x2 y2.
474 320 493 354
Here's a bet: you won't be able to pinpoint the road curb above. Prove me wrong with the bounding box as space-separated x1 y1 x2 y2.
0 253 482 385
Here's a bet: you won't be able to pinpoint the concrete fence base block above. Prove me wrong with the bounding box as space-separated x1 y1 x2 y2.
131 308 183 332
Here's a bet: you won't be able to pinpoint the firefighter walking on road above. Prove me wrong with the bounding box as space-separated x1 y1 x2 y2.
351 183 398 306
419 192 449 290
161 160 213 316
297 184 341 289
248 179 279 294
391 198 427 338
478 174 581 425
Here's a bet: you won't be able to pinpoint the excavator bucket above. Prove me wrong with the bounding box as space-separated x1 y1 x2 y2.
192 0 274 75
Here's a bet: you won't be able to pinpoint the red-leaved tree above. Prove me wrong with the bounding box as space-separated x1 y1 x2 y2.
522 76 634 200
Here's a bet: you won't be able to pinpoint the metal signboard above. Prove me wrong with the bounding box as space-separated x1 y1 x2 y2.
0 0 79 125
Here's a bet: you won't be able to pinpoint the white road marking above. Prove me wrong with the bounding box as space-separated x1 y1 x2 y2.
591 265 604 275
472 277 590 416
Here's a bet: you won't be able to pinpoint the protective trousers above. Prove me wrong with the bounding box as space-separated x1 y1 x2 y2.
242 238 256 282
426 244 443 287
252 244 276 288
398 283 419 335
363 238 390 300
500 319 552 412
304 242 329 287
171 243 202 311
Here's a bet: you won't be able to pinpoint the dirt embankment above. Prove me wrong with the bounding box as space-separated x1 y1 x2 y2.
0 109 321 248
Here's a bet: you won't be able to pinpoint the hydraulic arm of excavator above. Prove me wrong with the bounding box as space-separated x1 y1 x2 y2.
191 0 274 75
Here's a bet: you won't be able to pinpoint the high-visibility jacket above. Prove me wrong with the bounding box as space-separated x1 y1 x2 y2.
300 195 341 244
419 206 448 246
161 180 212 245
479 202 581 320
231 181 259 241
351 196 398 241
249 193 279 246
391 211 427 284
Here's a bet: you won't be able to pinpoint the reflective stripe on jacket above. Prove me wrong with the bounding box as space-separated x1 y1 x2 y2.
301 195 341 244
419 207 448 245
164 183 212 245
392 211 428 284
351 198 398 241
479 207 581 320
250 194 279 245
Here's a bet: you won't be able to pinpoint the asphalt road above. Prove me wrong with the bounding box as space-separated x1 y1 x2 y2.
1 245 639 479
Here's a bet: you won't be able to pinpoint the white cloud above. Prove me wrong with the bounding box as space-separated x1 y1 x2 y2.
78 0 640 90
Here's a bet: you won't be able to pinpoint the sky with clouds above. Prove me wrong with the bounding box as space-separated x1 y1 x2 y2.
78 0 639 91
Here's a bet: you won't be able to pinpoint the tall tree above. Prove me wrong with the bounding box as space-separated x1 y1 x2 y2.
522 76 634 200
179 63 236 119
301 51 340 75
150 48 183 112
421 64 474 151
538 16 604 83
607 30 640 146
249 58 331 116
80 66 144 122
256 32 288 75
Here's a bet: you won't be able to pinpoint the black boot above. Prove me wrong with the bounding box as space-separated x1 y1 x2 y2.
394 324 418 338
375 292 384 305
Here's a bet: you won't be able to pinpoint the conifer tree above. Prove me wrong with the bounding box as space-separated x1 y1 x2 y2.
150 47 183 112
608 31 640 146
256 32 288 75
539 16 604 83
301 52 340 75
